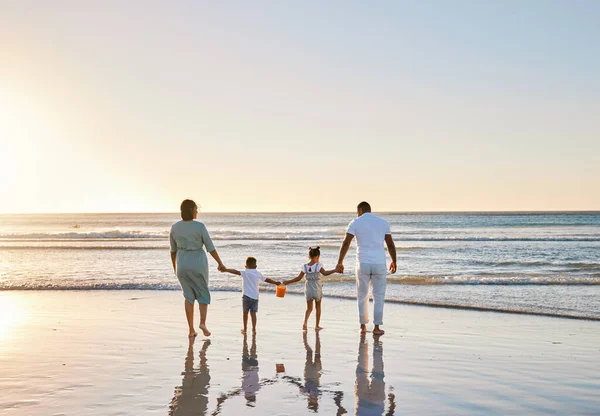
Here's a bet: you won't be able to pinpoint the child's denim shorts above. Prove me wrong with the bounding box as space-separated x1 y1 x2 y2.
242 295 259 313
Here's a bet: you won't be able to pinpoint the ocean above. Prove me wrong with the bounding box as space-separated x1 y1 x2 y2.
0 212 598 319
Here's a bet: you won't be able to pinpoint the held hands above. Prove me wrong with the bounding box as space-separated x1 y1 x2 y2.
335 263 344 273
217 264 227 272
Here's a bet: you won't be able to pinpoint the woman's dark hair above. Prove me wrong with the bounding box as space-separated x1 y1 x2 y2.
308 246 321 258
180 199 197 221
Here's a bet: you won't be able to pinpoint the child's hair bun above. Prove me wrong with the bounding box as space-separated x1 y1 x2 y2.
308 246 321 258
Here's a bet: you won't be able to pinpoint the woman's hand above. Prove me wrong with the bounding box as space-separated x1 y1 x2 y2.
218 264 227 272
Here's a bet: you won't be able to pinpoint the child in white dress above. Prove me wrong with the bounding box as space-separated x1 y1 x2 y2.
283 247 338 331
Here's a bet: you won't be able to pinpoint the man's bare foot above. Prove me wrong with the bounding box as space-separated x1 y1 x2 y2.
360 324 367 334
241 329 247 334
373 327 385 335
189 331 198 338
199 324 211 337
315 326 323 331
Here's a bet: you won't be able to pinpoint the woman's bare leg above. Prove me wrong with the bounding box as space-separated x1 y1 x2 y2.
198 303 211 336
185 300 197 337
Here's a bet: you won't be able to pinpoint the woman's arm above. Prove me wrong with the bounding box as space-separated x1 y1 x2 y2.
283 271 305 285
208 249 226 271
170 252 177 274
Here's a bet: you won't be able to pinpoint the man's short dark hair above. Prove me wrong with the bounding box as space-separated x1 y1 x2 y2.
357 201 371 213
246 257 257 268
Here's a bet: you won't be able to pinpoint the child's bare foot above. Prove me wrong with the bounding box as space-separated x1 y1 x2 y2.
252 329 257 335
315 326 323 331
240 329 247 334
360 324 367 334
199 324 211 337
302 323 308 331
189 330 198 338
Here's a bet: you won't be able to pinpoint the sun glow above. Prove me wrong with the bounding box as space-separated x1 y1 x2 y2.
0 295 26 345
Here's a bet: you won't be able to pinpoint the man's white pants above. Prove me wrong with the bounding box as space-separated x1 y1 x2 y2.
356 263 387 325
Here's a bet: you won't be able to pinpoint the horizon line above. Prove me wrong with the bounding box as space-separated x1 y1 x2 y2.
1 210 599 215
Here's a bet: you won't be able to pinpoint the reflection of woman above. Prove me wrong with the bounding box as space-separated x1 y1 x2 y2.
170 199 226 337
169 338 211 416
355 335 390 416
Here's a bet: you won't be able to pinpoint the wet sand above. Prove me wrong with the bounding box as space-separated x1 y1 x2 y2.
0 290 598 415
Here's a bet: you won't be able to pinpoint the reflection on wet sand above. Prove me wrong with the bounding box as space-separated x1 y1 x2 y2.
285 331 348 414
354 334 395 416
241 333 260 406
169 338 211 416
212 333 269 415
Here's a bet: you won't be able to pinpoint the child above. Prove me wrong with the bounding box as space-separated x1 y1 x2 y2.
283 247 337 331
222 257 281 334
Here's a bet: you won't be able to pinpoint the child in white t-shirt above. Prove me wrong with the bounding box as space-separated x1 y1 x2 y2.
222 257 281 334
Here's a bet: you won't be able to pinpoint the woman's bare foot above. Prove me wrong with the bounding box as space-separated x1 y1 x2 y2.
199 324 211 337
360 324 367 334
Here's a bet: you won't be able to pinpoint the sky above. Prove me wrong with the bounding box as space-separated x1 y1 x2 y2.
1 1 599 213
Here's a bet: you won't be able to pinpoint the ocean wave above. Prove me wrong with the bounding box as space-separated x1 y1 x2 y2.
2 229 599 242
0 230 168 240
322 275 600 285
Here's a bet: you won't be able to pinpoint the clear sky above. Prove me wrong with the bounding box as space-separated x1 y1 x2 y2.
1 1 599 213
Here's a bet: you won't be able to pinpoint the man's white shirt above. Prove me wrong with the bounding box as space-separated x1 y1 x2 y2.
346 213 391 265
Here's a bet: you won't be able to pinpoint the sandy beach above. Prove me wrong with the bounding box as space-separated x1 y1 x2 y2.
0 290 598 415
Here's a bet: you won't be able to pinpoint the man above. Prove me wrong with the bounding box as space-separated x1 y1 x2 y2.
336 202 396 335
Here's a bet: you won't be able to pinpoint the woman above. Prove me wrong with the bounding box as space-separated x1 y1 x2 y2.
170 199 226 337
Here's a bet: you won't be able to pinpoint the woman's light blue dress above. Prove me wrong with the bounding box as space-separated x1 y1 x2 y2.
170 220 215 305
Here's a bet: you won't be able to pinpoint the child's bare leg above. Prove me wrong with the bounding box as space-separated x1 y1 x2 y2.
185 300 197 337
242 311 248 334
303 300 313 331
198 303 211 336
315 299 323 330
250 312 257 334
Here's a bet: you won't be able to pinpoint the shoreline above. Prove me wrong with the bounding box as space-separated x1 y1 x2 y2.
1 287 599 322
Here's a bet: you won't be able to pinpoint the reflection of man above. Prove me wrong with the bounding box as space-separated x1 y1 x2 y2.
302 331 322 412
337 201 397 335
354 335 387 416
169 339 211 416
242 333 260 405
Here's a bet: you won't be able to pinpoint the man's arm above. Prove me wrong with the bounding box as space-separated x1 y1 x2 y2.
222 268 241 276
336 233 354 273
385 234 397 273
